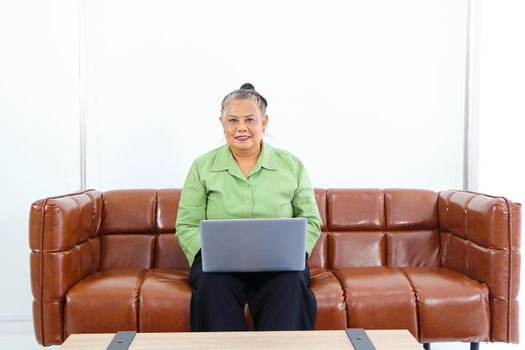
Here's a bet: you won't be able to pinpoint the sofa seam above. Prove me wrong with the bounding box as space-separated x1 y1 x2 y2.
39 198 48 345
442 191 455 269
70 195 83 281
154 190 158 235
68 197 82 343
463 194 476 277
503 196 514 342
436 191 443 267
327 189 332 232
322 189 327 269
89 193 96 275
326 190 333 269
153 190 159 269
384 231 389 266
330 269 350 328
90 191 98 274
98 192 105 271
136 269 148 332
382 189 387 231
399 268 421 342
383 190 387 266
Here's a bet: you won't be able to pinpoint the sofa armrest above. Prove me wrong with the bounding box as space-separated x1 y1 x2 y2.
29 189 102 346
438 190 521 343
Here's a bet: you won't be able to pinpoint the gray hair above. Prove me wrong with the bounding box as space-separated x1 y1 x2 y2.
220 83 268 117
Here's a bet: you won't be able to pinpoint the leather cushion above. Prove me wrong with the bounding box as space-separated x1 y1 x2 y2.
100 235 155 270
402 267 490 342
309 268 347 329
155 234 189 269
384 189 438 230
64 269 144 337
139 269 191 332
328 189 385 231
329 232 385 268
333 267 418 339
386 230 440 267
439 192 476 239
101 190 156 234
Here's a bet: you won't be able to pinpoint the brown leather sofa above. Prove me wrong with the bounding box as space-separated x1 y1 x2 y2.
29 188 521 346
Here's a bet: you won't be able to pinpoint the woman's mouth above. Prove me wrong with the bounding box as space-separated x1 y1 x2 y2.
235 135 251 141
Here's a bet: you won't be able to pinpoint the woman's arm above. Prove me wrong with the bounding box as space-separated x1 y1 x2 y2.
292 161 322 258
176 160 207 266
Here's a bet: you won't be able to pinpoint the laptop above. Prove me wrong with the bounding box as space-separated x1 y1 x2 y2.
200 217 307 272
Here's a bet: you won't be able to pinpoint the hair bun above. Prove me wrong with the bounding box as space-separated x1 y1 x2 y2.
240 83 255 90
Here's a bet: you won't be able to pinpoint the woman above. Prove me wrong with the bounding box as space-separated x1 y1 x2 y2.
176 83 321 332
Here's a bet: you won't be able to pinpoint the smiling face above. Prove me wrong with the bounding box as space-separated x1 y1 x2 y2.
220 99 268 156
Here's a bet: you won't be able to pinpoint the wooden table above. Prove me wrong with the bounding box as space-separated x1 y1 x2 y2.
60 330 423 349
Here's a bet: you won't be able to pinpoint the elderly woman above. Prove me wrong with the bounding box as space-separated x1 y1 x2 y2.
176 83 321 331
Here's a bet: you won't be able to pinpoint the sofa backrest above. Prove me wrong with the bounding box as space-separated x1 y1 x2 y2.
97 188 441 271
326 189 440 269
100 189 188 270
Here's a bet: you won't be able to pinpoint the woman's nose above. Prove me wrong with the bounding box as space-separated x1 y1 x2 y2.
237 121 248 131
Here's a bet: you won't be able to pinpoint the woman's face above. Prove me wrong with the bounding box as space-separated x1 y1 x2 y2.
221 99 268 155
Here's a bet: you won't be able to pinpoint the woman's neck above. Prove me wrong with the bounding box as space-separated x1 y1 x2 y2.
230 144 262 177
231 144 261 164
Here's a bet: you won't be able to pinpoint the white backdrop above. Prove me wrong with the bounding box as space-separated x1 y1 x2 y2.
0 0 80 318
84 0 469 191
476 3 525 347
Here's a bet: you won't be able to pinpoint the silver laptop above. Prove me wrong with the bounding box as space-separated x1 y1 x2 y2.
200 218 307 272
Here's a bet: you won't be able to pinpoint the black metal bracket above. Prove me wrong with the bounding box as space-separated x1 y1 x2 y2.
345 328 377 350
106 331 136 350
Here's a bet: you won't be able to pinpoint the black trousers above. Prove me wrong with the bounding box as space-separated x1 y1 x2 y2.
189 251 317 331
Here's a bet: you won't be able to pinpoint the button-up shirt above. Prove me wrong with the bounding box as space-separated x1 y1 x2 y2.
176 142 322 266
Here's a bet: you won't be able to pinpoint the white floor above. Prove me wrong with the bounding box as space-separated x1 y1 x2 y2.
0 320 520 349
0 321 58 350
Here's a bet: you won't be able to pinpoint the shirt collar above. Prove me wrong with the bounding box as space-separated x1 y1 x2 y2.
257 142 277 171
211 144 232 172
211 142 277 173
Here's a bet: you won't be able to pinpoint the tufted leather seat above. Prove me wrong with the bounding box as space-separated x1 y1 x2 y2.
29 188 520 346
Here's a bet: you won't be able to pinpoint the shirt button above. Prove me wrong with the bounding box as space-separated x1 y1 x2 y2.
246 199 250 204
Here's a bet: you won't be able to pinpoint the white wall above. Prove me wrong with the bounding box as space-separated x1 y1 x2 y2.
478 0 525 204
85 0 468 192
476 2 525 347
0 0 80 318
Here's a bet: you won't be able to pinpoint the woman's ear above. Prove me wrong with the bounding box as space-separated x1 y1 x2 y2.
219 116 225 133
262 115 269 132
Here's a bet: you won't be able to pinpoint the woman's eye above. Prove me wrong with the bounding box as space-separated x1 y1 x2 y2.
229 119 237 123
246 118 255 124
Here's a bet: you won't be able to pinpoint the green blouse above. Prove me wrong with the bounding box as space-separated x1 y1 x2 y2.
176 142 322 266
